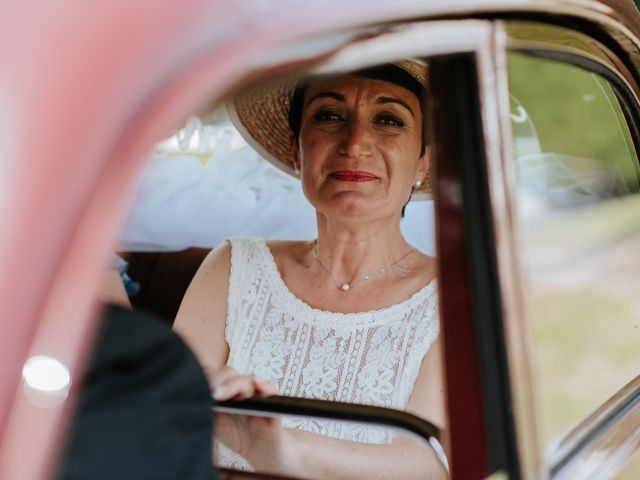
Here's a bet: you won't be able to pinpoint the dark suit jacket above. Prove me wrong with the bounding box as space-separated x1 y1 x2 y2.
57 305 215 480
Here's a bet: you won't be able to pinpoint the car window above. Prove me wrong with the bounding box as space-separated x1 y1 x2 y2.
508 51 640 449
116 59 449 478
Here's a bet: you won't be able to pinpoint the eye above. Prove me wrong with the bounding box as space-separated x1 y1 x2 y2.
313 108 344 122
375 114 405 127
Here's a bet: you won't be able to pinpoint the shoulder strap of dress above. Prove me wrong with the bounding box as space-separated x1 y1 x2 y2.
225 237 267 346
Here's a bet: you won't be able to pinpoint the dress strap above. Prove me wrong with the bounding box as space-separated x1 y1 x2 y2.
225 238 268 349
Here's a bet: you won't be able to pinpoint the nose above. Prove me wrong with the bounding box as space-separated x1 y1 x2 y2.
338 116 373 158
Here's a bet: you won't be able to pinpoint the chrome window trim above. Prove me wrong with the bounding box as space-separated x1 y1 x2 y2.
310 21 494 74
477 20 545 479
549 375 640 478
228 20 500 93
496 19 640 479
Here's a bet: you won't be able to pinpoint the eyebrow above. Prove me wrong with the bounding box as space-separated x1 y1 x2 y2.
305 92 415 117
305 92 345 107
377 97 415 117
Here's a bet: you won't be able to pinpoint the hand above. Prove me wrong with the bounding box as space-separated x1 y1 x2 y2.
212 367 291 473
212 365 277 401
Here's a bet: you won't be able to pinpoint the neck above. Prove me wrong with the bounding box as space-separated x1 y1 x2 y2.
313 212 412 285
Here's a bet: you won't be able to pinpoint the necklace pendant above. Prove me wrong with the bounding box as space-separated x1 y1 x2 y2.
340 283 351 291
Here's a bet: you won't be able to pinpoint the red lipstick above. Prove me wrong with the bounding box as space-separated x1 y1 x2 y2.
329 170 378 182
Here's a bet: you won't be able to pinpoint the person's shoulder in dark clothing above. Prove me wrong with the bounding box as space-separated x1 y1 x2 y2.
57 305 215 480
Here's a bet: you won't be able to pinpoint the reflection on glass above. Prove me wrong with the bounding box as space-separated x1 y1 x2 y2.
509 52 640 447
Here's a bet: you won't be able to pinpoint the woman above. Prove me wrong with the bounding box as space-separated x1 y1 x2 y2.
174 60 447 479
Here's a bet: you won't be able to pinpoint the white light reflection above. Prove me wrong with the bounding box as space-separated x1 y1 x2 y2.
22 355 71 408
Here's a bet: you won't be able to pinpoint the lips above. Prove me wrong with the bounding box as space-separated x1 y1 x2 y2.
329 170 378 182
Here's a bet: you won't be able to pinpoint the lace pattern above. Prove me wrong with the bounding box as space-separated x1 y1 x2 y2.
217 237 439 468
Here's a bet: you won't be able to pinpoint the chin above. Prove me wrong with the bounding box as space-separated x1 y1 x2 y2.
325 192 391 219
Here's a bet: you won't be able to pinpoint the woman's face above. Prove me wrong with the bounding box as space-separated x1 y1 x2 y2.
292 74 428 223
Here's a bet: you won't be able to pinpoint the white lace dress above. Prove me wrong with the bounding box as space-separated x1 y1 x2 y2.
216 237 439 469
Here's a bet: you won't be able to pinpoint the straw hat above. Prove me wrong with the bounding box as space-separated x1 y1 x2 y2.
228 60 431 197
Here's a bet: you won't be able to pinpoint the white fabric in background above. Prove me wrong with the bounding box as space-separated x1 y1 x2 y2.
120 145 435 255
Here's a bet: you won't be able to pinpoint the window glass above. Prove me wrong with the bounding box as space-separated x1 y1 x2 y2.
508 52 640 446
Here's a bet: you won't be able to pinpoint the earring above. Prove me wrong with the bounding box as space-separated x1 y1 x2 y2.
294 165 300 175
414 179 423 188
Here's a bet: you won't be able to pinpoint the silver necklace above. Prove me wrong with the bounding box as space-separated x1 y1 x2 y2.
313 240 416 292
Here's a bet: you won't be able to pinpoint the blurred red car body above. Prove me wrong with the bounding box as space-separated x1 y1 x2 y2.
2 1 640 479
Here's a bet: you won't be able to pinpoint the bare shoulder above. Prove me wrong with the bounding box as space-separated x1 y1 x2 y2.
177 241 232 311
173 241 232 378
196 240 232 281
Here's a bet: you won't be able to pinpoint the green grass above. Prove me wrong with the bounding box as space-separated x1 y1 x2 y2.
509 52 640 187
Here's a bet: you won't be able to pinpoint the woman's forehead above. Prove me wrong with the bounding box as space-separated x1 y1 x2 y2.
304 74 420 106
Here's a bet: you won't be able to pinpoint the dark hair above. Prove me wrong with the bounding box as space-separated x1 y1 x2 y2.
288 63 428 154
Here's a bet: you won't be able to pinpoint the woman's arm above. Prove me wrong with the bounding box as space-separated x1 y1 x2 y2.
173 241 232 382
405 335 448 452
213 336 448 479
268 425 447 480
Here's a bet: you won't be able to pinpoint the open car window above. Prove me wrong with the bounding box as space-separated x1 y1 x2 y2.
107 55 450 479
